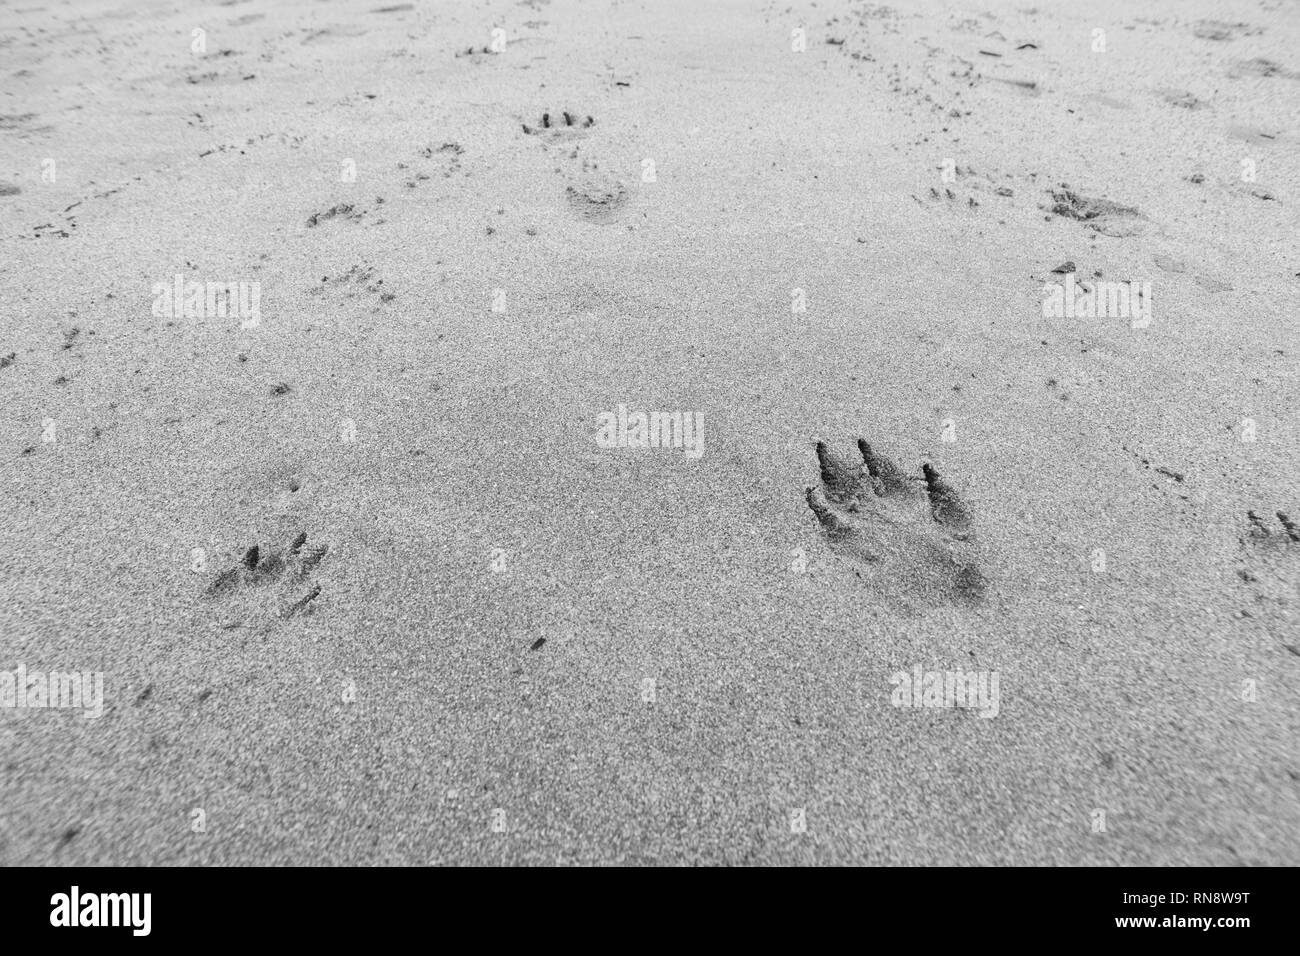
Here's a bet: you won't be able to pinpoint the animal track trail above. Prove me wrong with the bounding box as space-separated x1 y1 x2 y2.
303 143 465 234
1236 509 1300 653
202 530 328 632
804 439 985 607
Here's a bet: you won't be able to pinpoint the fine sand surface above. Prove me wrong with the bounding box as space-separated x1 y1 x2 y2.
1 0 1297 865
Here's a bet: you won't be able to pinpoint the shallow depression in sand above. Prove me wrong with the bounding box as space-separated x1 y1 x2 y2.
563 175 630 224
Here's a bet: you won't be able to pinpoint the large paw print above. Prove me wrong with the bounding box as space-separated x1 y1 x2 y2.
202 531 327 630
1237 509 1300 652
804 439 985 606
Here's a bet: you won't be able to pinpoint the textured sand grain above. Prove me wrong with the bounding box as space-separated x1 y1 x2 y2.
0 0 1297 864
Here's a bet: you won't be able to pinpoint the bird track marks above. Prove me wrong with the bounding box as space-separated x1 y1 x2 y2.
805 439 986 608
203 531 327 632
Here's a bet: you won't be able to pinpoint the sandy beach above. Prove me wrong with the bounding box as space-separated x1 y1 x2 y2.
1 0 1297 865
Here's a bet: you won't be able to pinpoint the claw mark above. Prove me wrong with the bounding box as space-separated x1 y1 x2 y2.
281 585 321 619
298 545 328 576
250 551 283 581
952 564 986 602
1247 510 1272 538
1277 512 1300 543
816 441 861 503
289 531 308 554
922 463 972 537
242 545 260 570
205 567 239 599
806 486 855 542
859 439 913 497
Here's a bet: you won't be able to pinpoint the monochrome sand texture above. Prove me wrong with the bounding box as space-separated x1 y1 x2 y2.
0 0 1297 864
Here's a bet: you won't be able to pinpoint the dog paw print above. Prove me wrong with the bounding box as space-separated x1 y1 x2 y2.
202 531 327 630
804 439 985 606
1045 185 1146 238
1236 510 1300 651
416 141 464 180
521 110 595 138
915 185 980 210
519 110 631 223
306 203 366 228
564 159 630 224
306 263 394 306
